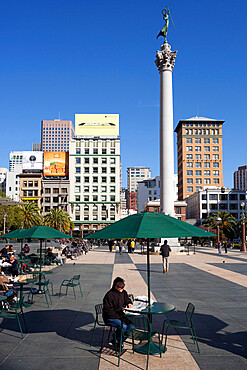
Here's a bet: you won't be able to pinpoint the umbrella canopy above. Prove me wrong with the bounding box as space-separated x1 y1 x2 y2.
1 225 72 240
0 229 27 239
85 212 215 239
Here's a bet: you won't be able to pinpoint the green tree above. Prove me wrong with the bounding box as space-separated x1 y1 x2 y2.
43 208 74 233
203 211 236 241
20 202 43 229
0 190 23 232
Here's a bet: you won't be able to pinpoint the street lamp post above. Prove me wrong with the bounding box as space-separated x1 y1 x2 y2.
240 202 246 252
214 216 222 252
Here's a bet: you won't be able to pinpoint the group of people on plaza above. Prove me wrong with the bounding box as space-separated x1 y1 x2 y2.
107 239 137 254
217 241 232 254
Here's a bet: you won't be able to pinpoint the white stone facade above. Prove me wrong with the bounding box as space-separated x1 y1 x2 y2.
69 136 121 236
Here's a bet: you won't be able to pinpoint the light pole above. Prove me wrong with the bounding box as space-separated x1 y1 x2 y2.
240 202 246 252
3 213 7 234
214 216 222 249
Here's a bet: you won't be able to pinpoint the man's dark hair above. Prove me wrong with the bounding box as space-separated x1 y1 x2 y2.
112 277 125 289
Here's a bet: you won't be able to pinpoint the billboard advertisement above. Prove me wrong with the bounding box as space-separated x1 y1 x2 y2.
43 152 69 177
75 114 119 136
22 151 43 173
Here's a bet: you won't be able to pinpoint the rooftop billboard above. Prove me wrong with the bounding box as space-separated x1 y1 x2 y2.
43 152 69 177
75 114 119 136
22 151 43 173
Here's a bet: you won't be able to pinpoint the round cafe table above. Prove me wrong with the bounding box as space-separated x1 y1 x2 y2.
13 277 37 303
125 302 176 355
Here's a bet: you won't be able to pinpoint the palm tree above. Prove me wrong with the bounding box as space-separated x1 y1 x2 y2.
20 202 43 229
203 211 236 241
43 208 74 233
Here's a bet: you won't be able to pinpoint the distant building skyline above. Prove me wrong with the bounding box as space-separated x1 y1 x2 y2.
41 119 75 152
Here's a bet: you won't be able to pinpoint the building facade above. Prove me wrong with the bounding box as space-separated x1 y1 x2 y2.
0 168 8 195
41 179 70 214
69 120 121 237
143 199 187 222
175 116 224 200
234 165 247 191
41 119 75 152
18 173 43 207
127 167 151 210
186 187 246 224
9 151 24 172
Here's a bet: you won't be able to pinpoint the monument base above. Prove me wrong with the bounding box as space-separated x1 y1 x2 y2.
160 238 183 252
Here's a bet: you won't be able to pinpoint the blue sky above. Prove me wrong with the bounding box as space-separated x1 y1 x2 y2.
0 0 246 188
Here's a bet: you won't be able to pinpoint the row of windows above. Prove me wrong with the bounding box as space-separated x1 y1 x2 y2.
186 154 219 160
74 193 116 202
185 123 219 127
187 170 219 176
185 129 219 135
75 157 116 165
187 178 219 184
22 190 39 196
44 188 67 194
75 148 115 155
43 196 67 203
201 194 246 201
186 138 219 144
75 204 115 211
76 140 115 148
75 215 116 221
186 162 219 168
75 167 115 174
75 185 115 193
43 128 70 131
23 181 39 187
186 146 219 152
75 176 116 184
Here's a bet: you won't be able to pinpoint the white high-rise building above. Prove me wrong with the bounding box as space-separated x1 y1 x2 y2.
9 151 24 172
69 114 121 237
0 168 8 195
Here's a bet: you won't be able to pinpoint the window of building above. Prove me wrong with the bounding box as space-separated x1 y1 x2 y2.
195 146 201 151
213 154 219 160
84 186 89 192
84 177 89 183
196 178 202 184
195 138 201 143
75 167 81 173
34 190 38 196
84 167 89 174
204 179 210 184
186 138 192 143
229 194 237 201
110 167 115 174
75 195 80 201
75 186 80 193
93 177 98 183
213 146 219 152
102 148 107 154
93 158 98 164
204 138 210 143
23 181 27 187
187 170 193 176
34 181 38 187
187 162 193 168
195 170 201 176
93 195 98 202
93 186 98 192
110 177 115 183
202 194 207 200
186 154 193 160
213 138 219 144
84 215 89 220
186 146 192 152
75 215 80 221
84 149 89 154
204 162 210 168
187 178 193 184
195 154 201 160
84 195 89 201
213 178 220 184
84 158 89 164
75 177 81 183
195 162 201 168
93 149 98 154
209 194 217 200
45 188 51 194
101 186 107 192
76 148 81 154
53 197 59 203
204 170 210 176
187 186 193 192
23 190 27 196
102 167 107 173
110 158 116 164
102 177 107 183
213 162 219 168
101 195 107 201
196 186 202 191
110 186 115 192
28 181 33 187
204 154 210 160
213 170 219 176
102 158 107 164
110 195 115 201
204 146 210 152
76 158 81 164
53 188 59 194
110 149 115 154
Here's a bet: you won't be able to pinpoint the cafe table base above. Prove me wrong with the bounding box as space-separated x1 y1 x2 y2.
134 341 166 355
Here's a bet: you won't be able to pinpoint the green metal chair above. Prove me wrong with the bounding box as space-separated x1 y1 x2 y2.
28 280 52 308
35 273 54 296
0 296 28 338
90 303 113 348
130 315 162 370
162 302 200 353
59 275 83 299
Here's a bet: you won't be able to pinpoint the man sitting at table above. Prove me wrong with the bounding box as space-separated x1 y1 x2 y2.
103 277 134 350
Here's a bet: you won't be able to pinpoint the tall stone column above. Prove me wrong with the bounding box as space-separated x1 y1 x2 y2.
155 42 177 216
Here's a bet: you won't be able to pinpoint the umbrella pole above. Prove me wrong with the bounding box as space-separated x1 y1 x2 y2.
147 238 152 323
39 239 42 283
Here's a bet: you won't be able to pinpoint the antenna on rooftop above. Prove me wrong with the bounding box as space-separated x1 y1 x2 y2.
58 112 61 120
196 102 199 117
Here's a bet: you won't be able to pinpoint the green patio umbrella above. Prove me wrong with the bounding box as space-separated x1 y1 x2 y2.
0 228 26 239
86 212 215 306
1 226 72 281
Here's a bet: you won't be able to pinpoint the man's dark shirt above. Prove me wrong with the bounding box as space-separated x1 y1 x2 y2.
103 288 132 321
160 244 171 257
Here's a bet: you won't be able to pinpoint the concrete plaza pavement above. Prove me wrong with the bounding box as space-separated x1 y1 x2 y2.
0 244 247 369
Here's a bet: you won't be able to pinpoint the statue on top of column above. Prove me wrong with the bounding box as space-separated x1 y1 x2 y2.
157 5 174 43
